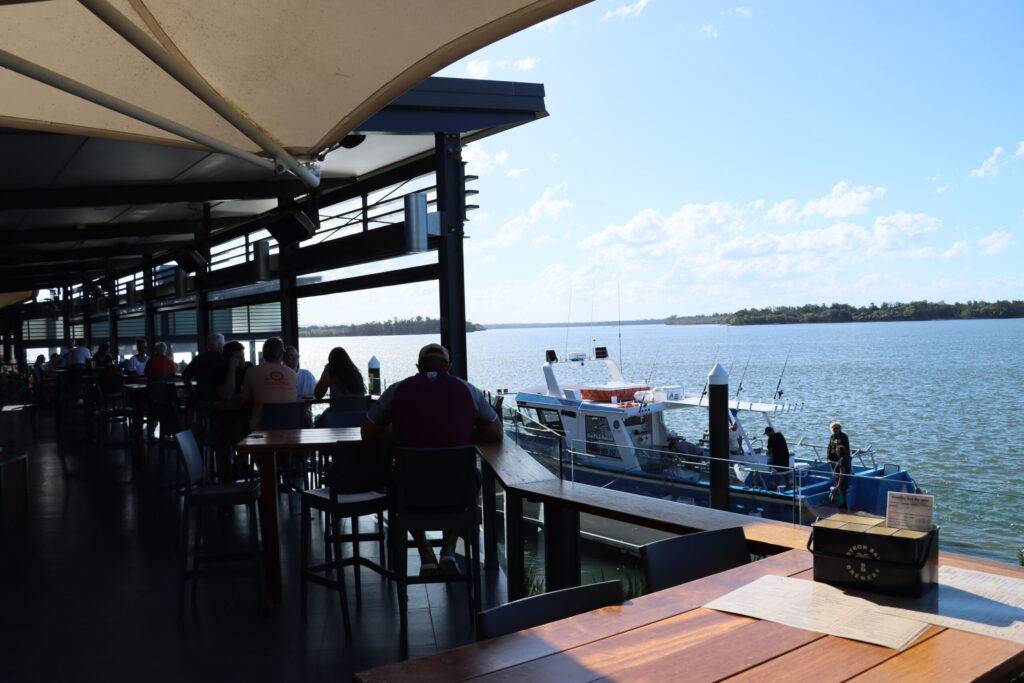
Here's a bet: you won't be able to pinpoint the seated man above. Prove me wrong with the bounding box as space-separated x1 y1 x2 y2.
362 343 502 575
284 345 316 398
125 338 149 376
239 337 298 431
144 342 177 379
183 333 227 404
65 338 92 367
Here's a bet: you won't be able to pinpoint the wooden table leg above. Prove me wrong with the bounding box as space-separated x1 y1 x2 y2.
255 451 282 607
505 492 526 601
482 463 498 571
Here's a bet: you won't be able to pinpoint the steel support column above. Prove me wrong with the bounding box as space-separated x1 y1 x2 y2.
2 324 11 365
195 205 212 348
143 260 156 351
13 316 26 373
61 286 71 348
435 132 468 379
107 279 118 357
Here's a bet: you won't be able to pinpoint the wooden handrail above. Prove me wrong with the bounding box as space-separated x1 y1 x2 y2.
477 438 809 555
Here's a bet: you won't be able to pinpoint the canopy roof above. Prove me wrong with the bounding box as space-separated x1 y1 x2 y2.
0 0 583 183
0 76 548 292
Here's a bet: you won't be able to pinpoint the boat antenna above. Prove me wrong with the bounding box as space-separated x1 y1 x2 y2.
617 282 623 373
563 286 572 361
773 348 791 400
734 353 751 400
639 350 660 406
588 284 596 357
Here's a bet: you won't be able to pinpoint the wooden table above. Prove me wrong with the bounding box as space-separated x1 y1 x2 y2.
357 549 1024 682
235 427 362 605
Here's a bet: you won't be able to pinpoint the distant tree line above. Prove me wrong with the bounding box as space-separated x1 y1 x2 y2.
300 316 485 337
665 300 1024 326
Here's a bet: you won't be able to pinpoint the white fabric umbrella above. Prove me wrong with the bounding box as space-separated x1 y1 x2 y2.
0 0 585 185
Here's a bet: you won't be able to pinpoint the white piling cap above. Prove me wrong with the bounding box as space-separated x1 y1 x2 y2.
708 362 729 386
368 355 380 369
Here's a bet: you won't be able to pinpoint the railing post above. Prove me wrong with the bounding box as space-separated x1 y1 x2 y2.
482 462 498 571
505 492 526 601
708 363 730 511
435 131 468 379
543 501 580 591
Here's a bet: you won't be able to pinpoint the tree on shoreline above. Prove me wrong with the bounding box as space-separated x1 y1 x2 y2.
300 316 485 337
667 300 1024 326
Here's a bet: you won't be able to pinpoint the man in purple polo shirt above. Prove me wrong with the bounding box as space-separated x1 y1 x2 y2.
362 343 501 575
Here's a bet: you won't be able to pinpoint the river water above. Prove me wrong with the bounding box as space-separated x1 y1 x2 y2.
297 318 1024 563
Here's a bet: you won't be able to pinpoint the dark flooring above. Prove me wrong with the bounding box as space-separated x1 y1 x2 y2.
0 415 506 682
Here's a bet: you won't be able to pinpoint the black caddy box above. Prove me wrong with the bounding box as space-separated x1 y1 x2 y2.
809 513 938 597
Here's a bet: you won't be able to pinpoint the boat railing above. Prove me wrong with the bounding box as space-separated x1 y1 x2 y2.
795 437 877 468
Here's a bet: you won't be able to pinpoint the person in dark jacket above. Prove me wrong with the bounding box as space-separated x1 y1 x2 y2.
826 421 850 463
764 426 790 470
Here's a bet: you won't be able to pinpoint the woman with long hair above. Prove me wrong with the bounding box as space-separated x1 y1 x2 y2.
314 346 366 399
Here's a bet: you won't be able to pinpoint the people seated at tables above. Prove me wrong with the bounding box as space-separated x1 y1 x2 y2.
183 333 226 403
64 338 92 367
239 337 298 431
144 342 177 379
284 345 316 398
361 343 502 575
92 342 113 369
314 346 365 399
125 338 149 376
220 340 252 399
46 352 62 372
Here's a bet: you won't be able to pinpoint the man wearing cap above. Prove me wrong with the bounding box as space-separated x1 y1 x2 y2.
764 426 790 471
362 343 502 575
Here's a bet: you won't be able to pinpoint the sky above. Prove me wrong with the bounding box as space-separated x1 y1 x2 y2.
300 0 1024 326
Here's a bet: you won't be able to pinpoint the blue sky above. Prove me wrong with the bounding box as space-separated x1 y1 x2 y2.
304 0 1023 325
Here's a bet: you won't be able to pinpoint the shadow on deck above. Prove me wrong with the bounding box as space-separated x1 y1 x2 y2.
0 416 507 682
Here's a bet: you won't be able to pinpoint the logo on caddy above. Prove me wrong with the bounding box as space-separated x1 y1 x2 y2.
845 543 881 582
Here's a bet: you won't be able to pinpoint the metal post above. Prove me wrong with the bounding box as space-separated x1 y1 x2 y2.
277 199 300 350
505 492 526 601
2 322 11 365
482 463 498 571
708 363 731 511
195 207 211 349
435 132 468 379
83 313 92 351
543 502 581 591
107 279 118 359
13 315 26 373
143 259 156 352
361 193 369 232
61 285 71 349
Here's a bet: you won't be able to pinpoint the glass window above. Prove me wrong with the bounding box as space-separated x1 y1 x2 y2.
585 415 618 458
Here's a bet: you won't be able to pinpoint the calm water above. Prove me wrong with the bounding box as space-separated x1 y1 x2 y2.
298 319 1024 563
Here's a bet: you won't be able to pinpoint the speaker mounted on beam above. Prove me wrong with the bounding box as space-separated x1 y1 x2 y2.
266 206 318 247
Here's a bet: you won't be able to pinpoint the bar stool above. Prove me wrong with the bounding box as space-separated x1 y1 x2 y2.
175 429 262 616
300 440 390 637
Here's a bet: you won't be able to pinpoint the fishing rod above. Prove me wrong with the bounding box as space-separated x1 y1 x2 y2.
697 345 719 406
733 353 751 400
773 348 791 400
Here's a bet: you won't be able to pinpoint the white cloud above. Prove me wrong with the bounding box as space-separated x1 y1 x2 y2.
506 168 528 179
532 234 557 245
466 59 491 79
464 57 539 79
935 184 949 194
699 22 718 38
765 199 798 224
602 0 650 21
472 254 497 267
549 152 560 164
1015 141 1024 158
969 146 1005 178
871 211 939 248
977 230 1012 255
941 241 969 260
724 6 752 18
801 181 886 219
582 201 744 251
462 144 508 175
477 184 573 248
